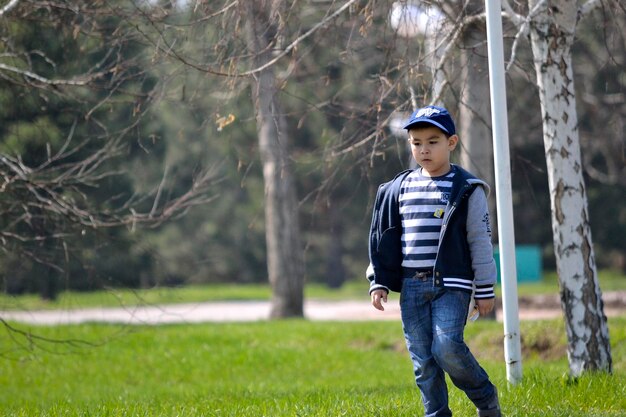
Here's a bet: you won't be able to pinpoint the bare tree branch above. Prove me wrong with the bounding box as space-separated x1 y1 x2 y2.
0 62 110 86
501 0 525 26
239 0 360 76
578 0 604 20
505 0 548 72
0 0 19 17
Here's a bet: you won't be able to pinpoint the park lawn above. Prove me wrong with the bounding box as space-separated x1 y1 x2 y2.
1 269 624 312
1 317 625 416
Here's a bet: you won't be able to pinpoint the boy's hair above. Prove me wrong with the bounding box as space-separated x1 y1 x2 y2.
408 123 453 139
403 105 456 135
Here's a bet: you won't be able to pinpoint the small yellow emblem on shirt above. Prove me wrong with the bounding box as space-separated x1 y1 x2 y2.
434 208 445 218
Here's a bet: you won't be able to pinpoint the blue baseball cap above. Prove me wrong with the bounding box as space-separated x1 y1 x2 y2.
402 105 456 135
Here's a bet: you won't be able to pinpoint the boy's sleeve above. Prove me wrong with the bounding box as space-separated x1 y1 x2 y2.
366 183 391 295
366 263 390 295
365 171 409 295
466 186 497 299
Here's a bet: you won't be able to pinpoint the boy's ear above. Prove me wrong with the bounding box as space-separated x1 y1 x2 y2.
448 134 459 150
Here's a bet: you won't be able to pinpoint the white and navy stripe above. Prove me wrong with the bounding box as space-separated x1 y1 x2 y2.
442 277 474 291
473 284 495 299
399 169 454 269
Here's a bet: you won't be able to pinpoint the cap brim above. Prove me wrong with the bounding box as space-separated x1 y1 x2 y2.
402 118 451 134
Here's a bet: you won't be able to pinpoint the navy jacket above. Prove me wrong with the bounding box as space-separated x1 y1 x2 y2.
367 165 497 297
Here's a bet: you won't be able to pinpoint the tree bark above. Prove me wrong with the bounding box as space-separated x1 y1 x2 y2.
458 19 497 238
457 13 497 320
325 201 346 289
528 0 611 374
243 1 304 318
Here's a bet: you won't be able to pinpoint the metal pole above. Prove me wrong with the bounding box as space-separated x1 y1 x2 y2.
484 0 523 384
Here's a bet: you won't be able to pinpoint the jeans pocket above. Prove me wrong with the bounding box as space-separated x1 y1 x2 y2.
433 290 471 332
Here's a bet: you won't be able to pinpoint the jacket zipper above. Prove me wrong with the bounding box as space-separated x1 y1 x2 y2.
433 184 472 283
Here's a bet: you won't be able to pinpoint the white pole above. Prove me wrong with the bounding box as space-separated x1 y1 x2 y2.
484 0 523 384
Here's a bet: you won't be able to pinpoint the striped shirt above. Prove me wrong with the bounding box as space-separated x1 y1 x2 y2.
399 169 455 269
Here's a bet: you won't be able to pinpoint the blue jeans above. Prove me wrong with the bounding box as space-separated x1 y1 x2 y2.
400 277 496 417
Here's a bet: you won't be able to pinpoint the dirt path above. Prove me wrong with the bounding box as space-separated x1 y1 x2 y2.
2 292 624 325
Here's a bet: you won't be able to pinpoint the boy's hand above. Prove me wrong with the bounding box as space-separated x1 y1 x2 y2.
371 290 388 311
475 298 495 317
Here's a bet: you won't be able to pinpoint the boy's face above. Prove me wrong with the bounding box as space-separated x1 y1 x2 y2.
408 125 458 177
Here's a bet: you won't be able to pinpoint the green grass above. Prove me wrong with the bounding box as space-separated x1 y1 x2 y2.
1 317 625 416
2 269 624 312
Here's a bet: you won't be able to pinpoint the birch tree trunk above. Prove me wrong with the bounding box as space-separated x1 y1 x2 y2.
528 0 611 374
243 1 304 318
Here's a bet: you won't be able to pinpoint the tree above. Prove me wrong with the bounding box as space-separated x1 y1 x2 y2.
508 0 612 374
456 7 496 229
240 1 305 318
135 0 383 317
0 0 218 298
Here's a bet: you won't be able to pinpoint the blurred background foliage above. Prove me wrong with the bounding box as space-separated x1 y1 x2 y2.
0 1 624 299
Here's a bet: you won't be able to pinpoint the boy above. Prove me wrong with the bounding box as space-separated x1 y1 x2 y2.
367 105 501 417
